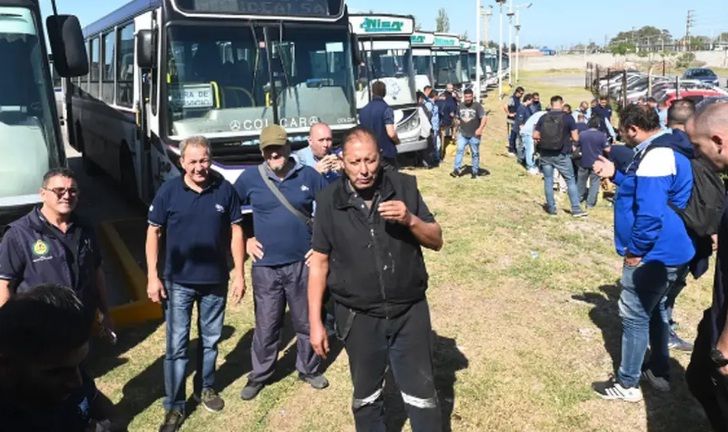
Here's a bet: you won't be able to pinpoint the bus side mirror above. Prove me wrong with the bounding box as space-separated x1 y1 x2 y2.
136 30 155 69
46 15 88 77
351 34 362 65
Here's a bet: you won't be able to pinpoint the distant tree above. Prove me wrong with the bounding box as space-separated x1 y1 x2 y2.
718 32 728 43
461 30 469 41
487 41 498 49
523 44 535 49
436 8 450 33
610 41 635 56
415 23 422 31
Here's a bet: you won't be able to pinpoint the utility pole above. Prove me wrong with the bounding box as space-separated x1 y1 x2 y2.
475 0 481 100
685 10 695 52
496 0 505 97
507 0 514 85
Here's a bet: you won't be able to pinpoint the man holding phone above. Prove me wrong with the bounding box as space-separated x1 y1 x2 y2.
296 123 342 183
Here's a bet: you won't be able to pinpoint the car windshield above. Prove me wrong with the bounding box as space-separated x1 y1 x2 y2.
166 24 356 138
0 7 60 200
686 69 716 78
433 52 460 86
356 48 415 108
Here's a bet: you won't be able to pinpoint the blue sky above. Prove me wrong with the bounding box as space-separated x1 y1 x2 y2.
40 0 728 48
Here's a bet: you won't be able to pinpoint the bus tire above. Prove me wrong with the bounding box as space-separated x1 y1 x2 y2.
77 123 102 176
119 144 140 205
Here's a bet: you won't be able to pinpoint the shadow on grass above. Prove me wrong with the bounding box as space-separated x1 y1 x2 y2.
384 332 469 432
573 283 709 432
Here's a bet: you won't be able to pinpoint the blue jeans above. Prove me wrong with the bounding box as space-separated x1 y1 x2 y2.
453 135 480 174
577 167 601 207
540 154 581 213
163 282 227 412
520 133 536 169
617 262 686 388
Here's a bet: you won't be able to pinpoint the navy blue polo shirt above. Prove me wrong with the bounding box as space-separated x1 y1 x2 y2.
234 161 327 267
148 174 242 285
0 208 103 312
359 96 397 160
578 128 609 169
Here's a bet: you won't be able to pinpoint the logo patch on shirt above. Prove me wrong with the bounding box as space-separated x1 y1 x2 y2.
32 240 49 256
149 204 154 212
215 204 225 213
301 185 310 192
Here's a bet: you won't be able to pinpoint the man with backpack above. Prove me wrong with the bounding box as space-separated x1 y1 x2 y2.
532 95 587 217
418 89 440 167
591 104 695 402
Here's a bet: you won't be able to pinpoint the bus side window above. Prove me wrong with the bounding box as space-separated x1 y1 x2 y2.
116 22 134 107
102 31 115 104
80 40 90 94
89 37 100 98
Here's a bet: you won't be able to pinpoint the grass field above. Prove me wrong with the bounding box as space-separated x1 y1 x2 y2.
90 70 713 431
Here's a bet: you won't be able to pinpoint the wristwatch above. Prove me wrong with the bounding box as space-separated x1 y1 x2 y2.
710 348 728 367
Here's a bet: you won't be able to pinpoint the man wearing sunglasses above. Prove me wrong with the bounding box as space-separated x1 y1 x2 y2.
0 167 115 425
0 168 110 324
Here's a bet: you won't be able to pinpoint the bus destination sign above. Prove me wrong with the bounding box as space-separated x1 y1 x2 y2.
175 0 338 17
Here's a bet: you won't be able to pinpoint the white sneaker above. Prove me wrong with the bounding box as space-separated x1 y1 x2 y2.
641 369 670 392
527 167 540 176
593 378 643 402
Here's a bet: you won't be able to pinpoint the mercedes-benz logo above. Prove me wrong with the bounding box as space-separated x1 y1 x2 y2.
229 120 241 131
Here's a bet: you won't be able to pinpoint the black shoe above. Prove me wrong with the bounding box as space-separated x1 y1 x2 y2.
449 170 459 178
159 409 184 432
195 388 224 412
471 173 478 179
240 381 264 400
299 373 329 390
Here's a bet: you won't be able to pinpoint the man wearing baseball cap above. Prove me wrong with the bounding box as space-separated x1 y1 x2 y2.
234 124 329 400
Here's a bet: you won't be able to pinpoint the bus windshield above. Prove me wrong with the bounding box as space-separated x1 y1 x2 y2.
460 52 470 83
0 7 61 201
433 52 460 86
356 48 415 108
166 24 356 138
413 54 431 77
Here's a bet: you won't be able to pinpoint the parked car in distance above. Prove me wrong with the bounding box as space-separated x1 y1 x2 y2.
682 68 720 87
660 88 728 110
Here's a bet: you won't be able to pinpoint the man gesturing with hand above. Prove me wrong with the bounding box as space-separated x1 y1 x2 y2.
308 126 443 432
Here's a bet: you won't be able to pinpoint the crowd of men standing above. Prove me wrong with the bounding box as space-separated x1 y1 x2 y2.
4 72 728 432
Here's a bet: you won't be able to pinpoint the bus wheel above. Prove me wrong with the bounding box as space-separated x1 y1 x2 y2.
77 123 101 176
119 144 140 205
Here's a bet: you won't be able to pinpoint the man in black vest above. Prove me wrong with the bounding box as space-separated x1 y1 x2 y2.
308 127 443 431
359 81 400 170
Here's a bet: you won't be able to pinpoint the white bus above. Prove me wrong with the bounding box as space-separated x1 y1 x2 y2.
349 14 426 155
68 0 358 203
432 33 462 93
411 31 434 92
0 0 86 224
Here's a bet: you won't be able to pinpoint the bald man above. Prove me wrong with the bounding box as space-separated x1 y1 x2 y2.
685 103 728 431
295 123 342 182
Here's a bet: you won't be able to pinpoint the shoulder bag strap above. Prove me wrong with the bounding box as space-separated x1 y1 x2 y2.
257 164 312 228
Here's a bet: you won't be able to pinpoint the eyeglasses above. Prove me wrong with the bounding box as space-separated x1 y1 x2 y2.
43 187 79 198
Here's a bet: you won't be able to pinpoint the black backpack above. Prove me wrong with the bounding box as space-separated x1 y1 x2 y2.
635 143 725 238
538 112 565 151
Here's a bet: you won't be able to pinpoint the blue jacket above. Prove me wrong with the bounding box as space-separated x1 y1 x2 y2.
613 130 695 265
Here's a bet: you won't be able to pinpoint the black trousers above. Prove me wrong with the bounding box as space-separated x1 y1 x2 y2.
335 299 441 432
686 311 728 431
